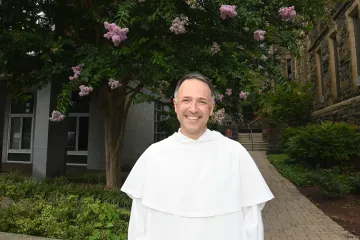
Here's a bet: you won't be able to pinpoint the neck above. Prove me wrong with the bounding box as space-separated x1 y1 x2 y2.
180 127 207 140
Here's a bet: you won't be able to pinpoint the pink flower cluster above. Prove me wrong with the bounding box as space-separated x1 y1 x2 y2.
170 16 188 35
69 63 84 81
239 91 249 99
254 30 266 41
104 22 129 46
216 94 224 102
49 110 65 122
279 6 296 21
108 78 122 89
225 88 232 96
79 85 93 97
214 108 225 124
220 5 237 20
210 42 221 55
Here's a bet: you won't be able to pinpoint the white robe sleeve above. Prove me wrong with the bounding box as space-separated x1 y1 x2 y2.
128 198 148 240
242 203 265 240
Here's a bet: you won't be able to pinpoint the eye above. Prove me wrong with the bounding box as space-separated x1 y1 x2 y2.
200 101 207 104
182 99 190 103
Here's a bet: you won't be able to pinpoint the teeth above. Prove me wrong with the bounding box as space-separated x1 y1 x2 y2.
187 116 199 120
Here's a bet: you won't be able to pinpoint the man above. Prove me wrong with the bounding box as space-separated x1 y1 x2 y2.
121 73 274 240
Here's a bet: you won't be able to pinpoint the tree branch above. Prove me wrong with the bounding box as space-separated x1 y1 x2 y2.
115 82 143 153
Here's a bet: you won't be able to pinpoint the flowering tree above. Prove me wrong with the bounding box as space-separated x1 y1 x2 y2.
1 0 339 189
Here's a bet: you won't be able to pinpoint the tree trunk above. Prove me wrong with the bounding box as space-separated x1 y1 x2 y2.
103 78 143 190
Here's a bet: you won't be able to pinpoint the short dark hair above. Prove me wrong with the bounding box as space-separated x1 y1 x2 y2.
174 72 215 100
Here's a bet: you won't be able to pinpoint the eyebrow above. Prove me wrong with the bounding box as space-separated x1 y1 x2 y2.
182 96 208 101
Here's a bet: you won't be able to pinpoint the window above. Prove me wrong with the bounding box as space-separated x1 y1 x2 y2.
154 101 167 143
353 11 360 77
7 94 35 163
66 93 89 165
329 33 341 98
287 59 292 80
315 49 324 102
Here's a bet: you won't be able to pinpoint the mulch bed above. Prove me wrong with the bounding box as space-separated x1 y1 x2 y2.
299 186 360 238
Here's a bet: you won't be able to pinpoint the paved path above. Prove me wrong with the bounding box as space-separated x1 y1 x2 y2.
250 151 359 240
0 232 55 240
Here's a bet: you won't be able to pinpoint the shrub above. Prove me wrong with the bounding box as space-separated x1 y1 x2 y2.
0 178 132 209
0 195 129 240
285 121 360 169
310 167 353 198
280 126 303 150
268 154 315 187
259 82 313 127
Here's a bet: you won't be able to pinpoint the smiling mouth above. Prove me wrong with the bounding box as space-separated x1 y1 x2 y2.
186 116 200 120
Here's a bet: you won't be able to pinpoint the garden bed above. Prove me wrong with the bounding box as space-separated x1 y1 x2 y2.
268 154 360 238
299 186 360 237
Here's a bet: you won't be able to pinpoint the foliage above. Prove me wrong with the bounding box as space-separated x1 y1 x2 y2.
0 173 132 239
0 175 131 208
258 81 313 127
310 167 354 198
268 154 315 187
280 126 303 149
268 154 360 199
285 121 360 170
0 195 129 240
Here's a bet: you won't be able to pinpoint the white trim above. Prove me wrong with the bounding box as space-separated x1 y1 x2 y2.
66 163 87 167
8 149 31 153
67 151 88 155
5 161 32 164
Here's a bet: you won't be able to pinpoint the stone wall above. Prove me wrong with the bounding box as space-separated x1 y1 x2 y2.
295 1 360 124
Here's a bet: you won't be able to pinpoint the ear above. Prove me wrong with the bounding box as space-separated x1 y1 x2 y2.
209 100 215 116
173 98 178 113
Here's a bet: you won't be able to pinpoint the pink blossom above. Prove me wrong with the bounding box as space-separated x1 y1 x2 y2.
220 5 237 20
104 22 129 46
170 16 188 35
79 85 93 97
210 42 221 55
279 6 296 21
49 110 65 122
69 63 84 81
214 108 225 124
225 88 232 96
254 30 266 41
239 91 249 99
216 94 224 102
108 78 122 89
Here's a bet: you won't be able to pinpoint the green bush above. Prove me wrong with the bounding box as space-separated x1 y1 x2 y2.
268 154 315 187
285 121 360 169
259 82 313 127
280 127 303 150
310 167 353 198
0 195 129 240
0 179 131 208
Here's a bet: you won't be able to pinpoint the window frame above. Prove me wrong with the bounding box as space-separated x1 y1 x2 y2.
6 97 35 164
66 112 89 166
154 101 167 143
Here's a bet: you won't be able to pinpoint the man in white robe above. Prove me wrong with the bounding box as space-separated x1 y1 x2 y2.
121 73 274 240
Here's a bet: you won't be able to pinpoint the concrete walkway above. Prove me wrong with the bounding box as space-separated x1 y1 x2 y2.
0 232 55 240
250 151 359 240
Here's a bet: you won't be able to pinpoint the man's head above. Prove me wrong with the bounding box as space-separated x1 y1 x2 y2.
173 73 215 139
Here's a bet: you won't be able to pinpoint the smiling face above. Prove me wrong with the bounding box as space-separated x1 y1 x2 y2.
173 79 215 139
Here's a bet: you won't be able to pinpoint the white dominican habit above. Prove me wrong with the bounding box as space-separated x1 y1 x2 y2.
121 129 274 240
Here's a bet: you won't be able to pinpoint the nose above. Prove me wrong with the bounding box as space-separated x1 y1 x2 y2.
189 101 198 113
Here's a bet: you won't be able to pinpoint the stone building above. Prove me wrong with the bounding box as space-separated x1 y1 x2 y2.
287 0 360 124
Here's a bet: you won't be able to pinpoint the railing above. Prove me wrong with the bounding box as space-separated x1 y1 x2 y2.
247 117 262 151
